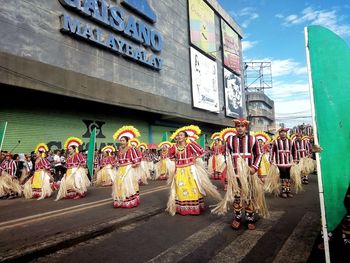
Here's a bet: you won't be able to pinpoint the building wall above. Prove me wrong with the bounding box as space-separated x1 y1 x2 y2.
246 92 276 132
0 0 243 126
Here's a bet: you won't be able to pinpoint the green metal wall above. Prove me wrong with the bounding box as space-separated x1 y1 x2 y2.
0 107 150 153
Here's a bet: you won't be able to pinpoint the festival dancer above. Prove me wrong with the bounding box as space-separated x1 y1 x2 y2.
270 128 294 198
292 133 311 184
112 126 142 208
95 145 117 187
0 152 22 199
208 132 226 180
155 141 174 180
255 132 272 183
166 125 221 216
212 118 268 230
23 143 53 199
55 137 90 200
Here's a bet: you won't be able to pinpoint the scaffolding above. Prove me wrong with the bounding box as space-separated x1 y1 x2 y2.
244 61 272 92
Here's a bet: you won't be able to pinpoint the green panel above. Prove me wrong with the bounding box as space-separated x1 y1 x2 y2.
0 107 149 153
307 25 350 231
0 121 7 151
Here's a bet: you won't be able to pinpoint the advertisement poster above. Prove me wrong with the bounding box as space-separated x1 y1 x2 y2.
222 20 241 75
190 47 219 113
224 68 243 117
188 0 216 56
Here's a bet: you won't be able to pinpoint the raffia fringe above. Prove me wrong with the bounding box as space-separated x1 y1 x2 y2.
264 164 281 196
291 163 303 194
165 178 176 216
194 160 222 201
241 158 269 218
211 154 238 215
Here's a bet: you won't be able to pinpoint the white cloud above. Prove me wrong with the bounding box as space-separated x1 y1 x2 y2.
266 83 312 127
266 82 309 101
235 7 259 28
277 6 350 37
271 59 307 77
242 40 257 52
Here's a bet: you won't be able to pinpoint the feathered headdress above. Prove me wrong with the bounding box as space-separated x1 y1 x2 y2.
170 125 201 141
302 135 311 142
113 125 140 141
34 143 49 154
220 127 237 141
64 137 83 152
158 141 172 149
101 145 116 154
129 138 140 148
233 118 250 127
138 143 148 151
210 132 222 140
254 131 271 143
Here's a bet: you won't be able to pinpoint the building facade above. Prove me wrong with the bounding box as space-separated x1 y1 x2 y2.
0 0 245 153
246 92 276 133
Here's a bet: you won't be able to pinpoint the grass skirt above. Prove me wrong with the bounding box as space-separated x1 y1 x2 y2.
0 171 22 196
166 162 221 216
55 167 90 201
112 165 140 208
95 164 116 186
208 154 226 176
23 170 52 199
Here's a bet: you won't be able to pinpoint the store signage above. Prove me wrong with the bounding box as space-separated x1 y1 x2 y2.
58 0 163 70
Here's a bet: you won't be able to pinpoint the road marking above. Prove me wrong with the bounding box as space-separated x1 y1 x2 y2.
0 185 168 231
272 212 319 263
209 211 285 263
147 217 228 263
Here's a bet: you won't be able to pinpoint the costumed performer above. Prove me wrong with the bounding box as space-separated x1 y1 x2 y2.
166 125 221 216
55 137 90 200
112 126 142 208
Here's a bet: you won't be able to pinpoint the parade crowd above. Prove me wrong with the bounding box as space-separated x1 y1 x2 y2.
0 119 348 248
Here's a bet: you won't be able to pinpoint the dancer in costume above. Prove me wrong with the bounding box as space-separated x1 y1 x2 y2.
137 143 149 185
23 143 53 199
270 128 294 198
166 125 221 216
212 118 268 230
95 146 117 187
208 132 226 180
0 152 22 199
112 126 142 208
155 141 174 180
255 132 272 183
55 137 90 200
292 133 311 184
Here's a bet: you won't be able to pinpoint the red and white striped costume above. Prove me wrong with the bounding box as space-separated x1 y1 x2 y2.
226 134 262 171
35 158 51 171
113 147 141 208
0 160 17 177
116 147 141 167
270 138 293 168
66 152 86 168
292 139 310 161
168 141 204 167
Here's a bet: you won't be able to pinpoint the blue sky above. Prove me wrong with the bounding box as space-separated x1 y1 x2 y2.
217 0 350 127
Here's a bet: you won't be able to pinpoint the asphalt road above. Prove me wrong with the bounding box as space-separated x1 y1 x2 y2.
0 175 329 262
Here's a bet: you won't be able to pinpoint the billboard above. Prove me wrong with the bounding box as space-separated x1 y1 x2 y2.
224 68 243 117
190 47 219 113
221 20 241 75
188 0 216 56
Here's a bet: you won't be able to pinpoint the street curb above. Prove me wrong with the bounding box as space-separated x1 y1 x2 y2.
0 206 165 262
